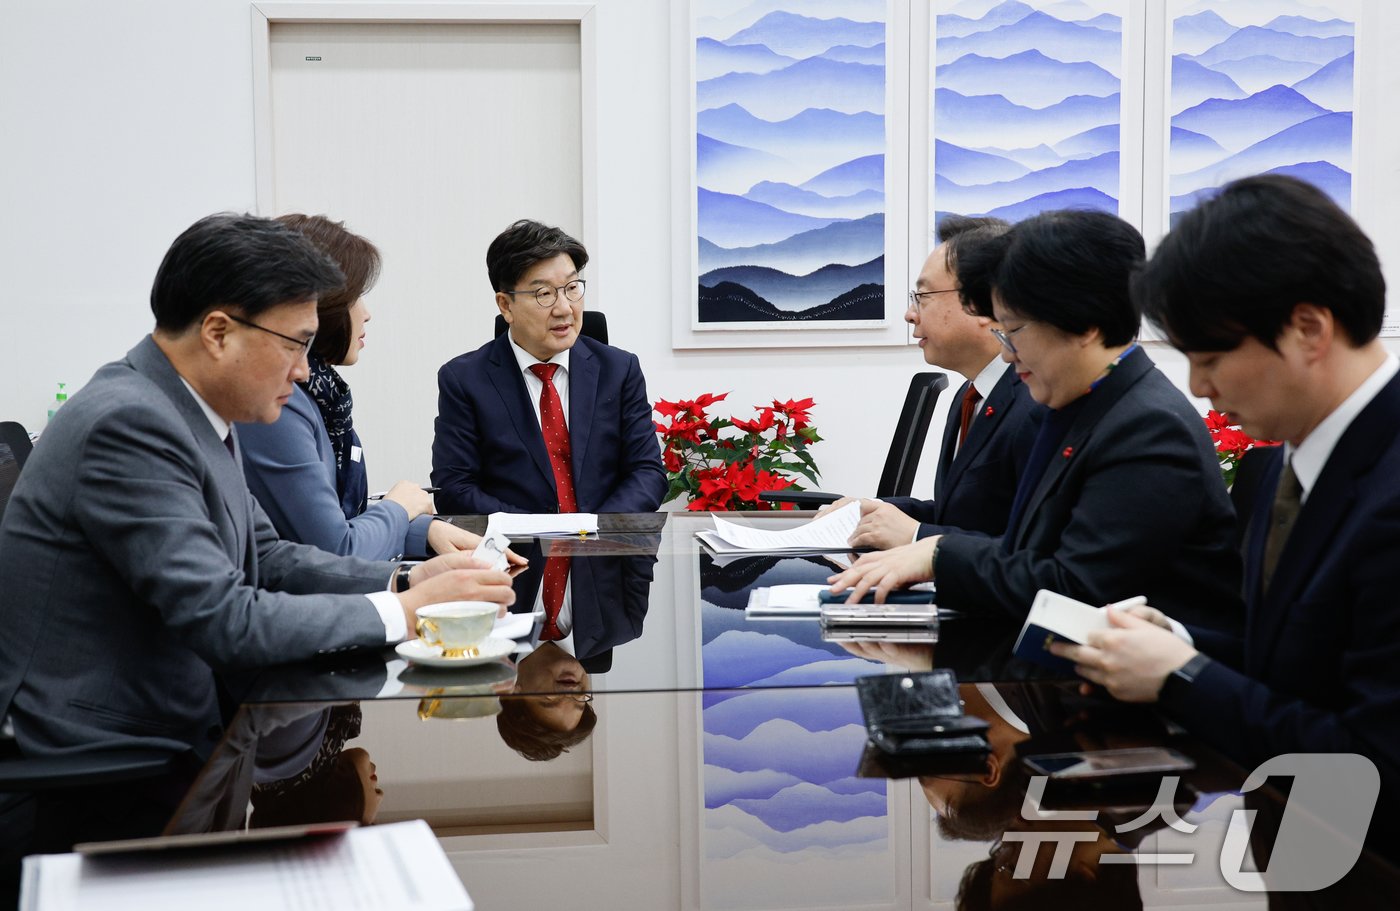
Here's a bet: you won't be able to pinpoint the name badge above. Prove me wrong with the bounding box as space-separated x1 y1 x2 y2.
350 445 363 463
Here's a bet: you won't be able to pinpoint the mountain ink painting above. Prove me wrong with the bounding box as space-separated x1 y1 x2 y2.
694 0 888 328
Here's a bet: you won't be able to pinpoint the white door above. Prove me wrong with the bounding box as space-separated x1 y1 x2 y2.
268 20 583 487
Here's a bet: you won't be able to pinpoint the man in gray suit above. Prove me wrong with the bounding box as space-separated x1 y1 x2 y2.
0 214 512 861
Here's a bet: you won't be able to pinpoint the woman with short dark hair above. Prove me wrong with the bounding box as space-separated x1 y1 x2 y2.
238 215 507 560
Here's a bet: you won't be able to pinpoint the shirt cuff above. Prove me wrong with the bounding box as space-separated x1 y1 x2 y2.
1166 616 1195 646
367 591 407 643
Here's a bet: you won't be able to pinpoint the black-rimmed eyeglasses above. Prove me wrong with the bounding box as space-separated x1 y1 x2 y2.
227 314 315 356
990 322 1034 355
504 279 587 309
906 288 959 313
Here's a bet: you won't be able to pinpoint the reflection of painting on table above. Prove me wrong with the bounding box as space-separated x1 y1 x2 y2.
694 0 887 327
932 0 1127 224
694 555 892 908
1168 0 1355 225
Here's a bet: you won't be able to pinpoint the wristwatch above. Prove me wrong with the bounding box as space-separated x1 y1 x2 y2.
1162 652 1212 702
393 564 413 593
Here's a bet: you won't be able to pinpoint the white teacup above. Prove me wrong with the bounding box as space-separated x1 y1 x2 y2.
415 601 498 658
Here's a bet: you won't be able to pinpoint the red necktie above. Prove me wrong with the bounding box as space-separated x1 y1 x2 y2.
527 363 576 512
957 384 982 447
528 363 574 639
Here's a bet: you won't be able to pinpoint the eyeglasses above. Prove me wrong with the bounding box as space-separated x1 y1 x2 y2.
906 288 959 313
227 314 315 357
503 279 587 309
990 321 1034 355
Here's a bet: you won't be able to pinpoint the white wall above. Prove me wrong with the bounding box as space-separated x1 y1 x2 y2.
4 0 1400 499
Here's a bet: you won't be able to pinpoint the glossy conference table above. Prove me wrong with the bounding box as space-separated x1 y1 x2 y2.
165 512 1396 910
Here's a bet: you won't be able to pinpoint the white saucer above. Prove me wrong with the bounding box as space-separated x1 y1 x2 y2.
395 636 515 668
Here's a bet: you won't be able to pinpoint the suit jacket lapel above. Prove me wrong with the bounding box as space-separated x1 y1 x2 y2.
932 380 966 506
1252 375 1400 665
485 333 556 493
944 365 1017 497
128 336 253 569
1014 348 1153 550
568 340 599 482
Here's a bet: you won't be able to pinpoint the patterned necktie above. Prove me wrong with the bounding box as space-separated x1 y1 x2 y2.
528 363 574 639
527 363 576 512
957 384 983 448
1262 458 1302 596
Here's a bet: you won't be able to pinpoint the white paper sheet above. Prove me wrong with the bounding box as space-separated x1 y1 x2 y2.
22 821 471 911
744 584 830 619
697 501 860 555
485 512 598 537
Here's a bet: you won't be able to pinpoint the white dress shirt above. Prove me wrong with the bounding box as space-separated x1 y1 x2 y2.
179 378 405 642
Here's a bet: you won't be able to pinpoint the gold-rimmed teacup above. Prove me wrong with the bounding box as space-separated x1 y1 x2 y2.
415 601 498 658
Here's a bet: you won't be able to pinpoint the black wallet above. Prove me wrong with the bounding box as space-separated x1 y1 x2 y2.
855 670 990 756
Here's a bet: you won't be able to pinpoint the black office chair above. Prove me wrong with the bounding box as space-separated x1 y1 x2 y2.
0 421 34 524
761 372 950 508
494 311 608 345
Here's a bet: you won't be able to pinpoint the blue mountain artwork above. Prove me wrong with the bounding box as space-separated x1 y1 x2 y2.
697 133 792 195
698 188 848 249
800 154 884 196
723 10 884 59
1209 55 1327 95
1171 111 1353 197
1292 51 1353 111
975 186 1117 221
1192 26 1352 68
1171 84 1329 153
696 36 796 81
1054 124 1119 159
935 0 1036 40
934 88 1121 149
745 181 883 219
1263 15 1353 39
820 42 885 65
700 213 884 277
1172 9 1239 56
936 11 1124 76
696 104 884 165
934 140 1030 185
1169 125 1229 173
700 257 883 311
698 57 885 121
937 151 1119 214
935 49 1119 109
1171 55 1247 114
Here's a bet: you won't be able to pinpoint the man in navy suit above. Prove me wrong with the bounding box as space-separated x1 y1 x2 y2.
1057 175 1400 863
432 220 666 515
839 216 1042 549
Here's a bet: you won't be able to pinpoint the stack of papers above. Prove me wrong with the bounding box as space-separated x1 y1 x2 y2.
697 501 860 555
745 584 831 619
485 512 598 537
22 820 471 911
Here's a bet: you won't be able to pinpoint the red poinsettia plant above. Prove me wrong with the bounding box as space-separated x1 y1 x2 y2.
1205 409 1276 487
653 393 823 511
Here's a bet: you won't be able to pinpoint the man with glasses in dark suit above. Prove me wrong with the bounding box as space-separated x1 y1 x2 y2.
833 215 1043 550
431 219 666 516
